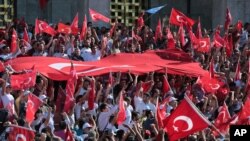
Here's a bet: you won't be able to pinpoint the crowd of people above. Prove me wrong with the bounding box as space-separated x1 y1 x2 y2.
0 11 249 141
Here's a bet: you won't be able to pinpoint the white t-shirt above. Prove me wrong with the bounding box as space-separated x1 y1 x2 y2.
82 50 101 61
134 96 156 114
1 93 15 115
53 53 69 59
98 105 118 131
82 101 98 117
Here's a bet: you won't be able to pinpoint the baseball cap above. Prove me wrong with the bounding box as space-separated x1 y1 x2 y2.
82 122 92 130
24 90 31 96
39 94 48 101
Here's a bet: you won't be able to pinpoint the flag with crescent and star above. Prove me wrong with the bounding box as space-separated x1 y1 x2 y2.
164 95 211 141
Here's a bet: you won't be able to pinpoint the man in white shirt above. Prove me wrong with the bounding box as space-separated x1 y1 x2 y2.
53 44 69 59
134 93 156 115
82 45 102 61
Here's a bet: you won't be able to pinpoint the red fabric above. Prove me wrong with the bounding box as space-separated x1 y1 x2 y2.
65 126 74 141
26 94 43 123
197 76 223 93
197 38 210 53
236 20 243 32
10 71 37 90
169 8 195 27
11 29 17 53
234 59 241 81
209 58 215 78
155 19 162 42
162 76 171 95
137 14 144 28
57 23 72 34
164 96 210 141
178 24 185 46
196 17 202 39
224 34 233 57
166 28 175 49
89 9 110 23
108 72 114 86
213 103 231 136
71 13 79 35
23 27 30 43
224 8 232 31
64 64 77 113
237 98 250 124
156 98 167 128
80 15 87 41
0 61 5 72
214 32 225 47
88 79 95 110
39 0 48 9
117 94 126 125
141 81 152 93
35 19 56 36
189 30 199 48
56 86 66 113
109 23 116 37
8 125 35 141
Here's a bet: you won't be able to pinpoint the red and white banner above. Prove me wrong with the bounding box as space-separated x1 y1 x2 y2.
8 125 35 141
10 71 37 90
26 93 43 123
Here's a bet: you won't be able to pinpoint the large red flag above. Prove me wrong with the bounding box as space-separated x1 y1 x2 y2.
11 29 17 53
35 19 56 36
23 27 30 43
8 125 35 141
64 63 78 113
80 15 87 41
237 98 250 124
88 79 95 110
10 71 37 90
155 19 162 42
164 96 210 141
178 24 185 46
89 9 110 23
197 38 210 53
213 103 231 136
224 8 232 31
141 81 152 93
197 76 223 93
235 59 241 81
65 126 75 141
57 23 72 35
169 8 195 27
196 17 202 39
166 27 175 49
117 94 126 125
71 13 79 35
209 57 215 78
26 93 43 123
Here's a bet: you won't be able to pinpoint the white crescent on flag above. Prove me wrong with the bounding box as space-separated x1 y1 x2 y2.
176 15 184 23
16 134 26 141
173 115 193 132
200 41 207 48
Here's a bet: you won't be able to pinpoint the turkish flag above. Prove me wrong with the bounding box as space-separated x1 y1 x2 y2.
8 125 35 141
178 24 185 46
26 93 43 123
23 27 30 43
237 98 250 124
197 76 223 93
141 81 152 93
11 29 17 53
156 98 167 128
80 15 87 41
196 17 202 39
65 126 74 141
155 19 162 42
197 38 210 53
224 34 233 57
209 57 215 78
10 71 37 90
163 75 171 95
166 27 175 49
164 96 210 141
169 8 195 27
213 103 231 136
89 9 110 23
63 63 78 113
71 13 79 35
57 23 72 34
234 59 241 81
88 79 95 110
189 30 199 48
224 8 232 31
56 86 66 113
35 19 56 36
214 32 225 47
236 20 243 32
117 94 126 125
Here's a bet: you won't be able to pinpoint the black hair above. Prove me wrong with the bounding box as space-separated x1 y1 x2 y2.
59 121 67 130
